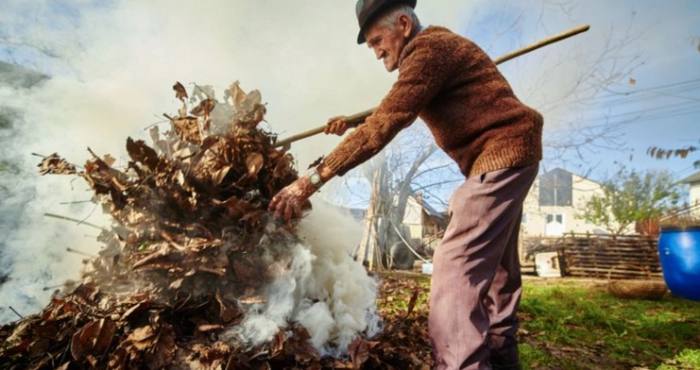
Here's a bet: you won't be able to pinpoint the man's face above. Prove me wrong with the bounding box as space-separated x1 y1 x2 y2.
364 15 412 72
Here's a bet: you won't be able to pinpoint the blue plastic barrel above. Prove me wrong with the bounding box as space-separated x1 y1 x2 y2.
658 227 700 301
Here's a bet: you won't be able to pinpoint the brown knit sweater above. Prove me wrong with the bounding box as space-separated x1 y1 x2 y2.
322 26 543 178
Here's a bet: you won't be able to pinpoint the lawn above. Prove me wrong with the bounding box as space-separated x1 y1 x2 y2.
377 273 700 370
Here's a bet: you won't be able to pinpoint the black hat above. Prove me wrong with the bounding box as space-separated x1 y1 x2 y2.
355 0 417 44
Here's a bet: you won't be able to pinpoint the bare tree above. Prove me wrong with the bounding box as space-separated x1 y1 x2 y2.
348 127 461 270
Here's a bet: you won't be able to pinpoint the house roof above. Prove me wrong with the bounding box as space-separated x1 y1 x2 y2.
545 167 602 185
407 191 448 223
419 197 445 218
681 171 700 184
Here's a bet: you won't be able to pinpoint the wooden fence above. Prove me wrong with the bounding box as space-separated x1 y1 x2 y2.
523 233 662 280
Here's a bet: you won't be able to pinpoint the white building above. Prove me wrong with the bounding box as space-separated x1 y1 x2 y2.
402 194 447 248
681 171 700 216
521 168 633 237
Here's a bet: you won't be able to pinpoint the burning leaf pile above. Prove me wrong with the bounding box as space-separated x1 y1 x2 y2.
346 274 433 370
0 81 335 369
0 81 436 370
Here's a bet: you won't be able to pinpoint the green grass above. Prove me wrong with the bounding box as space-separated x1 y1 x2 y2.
520 279 700 369
378 274 700 369
658 349 700 370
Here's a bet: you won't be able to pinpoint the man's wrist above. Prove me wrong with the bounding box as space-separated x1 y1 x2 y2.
316 164 335 183
306 167 324 190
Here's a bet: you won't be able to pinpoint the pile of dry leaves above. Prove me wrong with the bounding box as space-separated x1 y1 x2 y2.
0 82 433 370
348 274 433 370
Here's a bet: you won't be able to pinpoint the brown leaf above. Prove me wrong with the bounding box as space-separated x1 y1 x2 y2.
132 245 176 270
172 116 202 144
272 154 294 180
169 278 184 290
186 342 232 370
348 338 370 369
231 258 261 283
70 318 116 361
245 152 264 178
215 291 243 324
147 325 177 368
197 266 227 276
197 324 224 332
37 153 76 175
72 283 100 303
120 299 154 322
280 326 320 365
225 81 246 107
405 288 419 317
126 137 160 171
214 196 253 219
173 81 188 101
269 330 286 358
128 325 156 351
102 154 117 167
190 98 217 117
211 164 233 186
238 294 266 305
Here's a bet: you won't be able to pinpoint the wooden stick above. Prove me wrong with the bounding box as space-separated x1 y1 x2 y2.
59 200 93 205
43 212 106 231
274 24 590 148
274 108 373 149
493 24 590 64
8 306 23 319
66 247 97 258
43 284 65 291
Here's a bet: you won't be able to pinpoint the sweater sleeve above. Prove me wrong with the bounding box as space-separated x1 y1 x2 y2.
322 36 454 176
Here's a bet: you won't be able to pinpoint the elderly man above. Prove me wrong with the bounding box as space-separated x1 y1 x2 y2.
269 1 542 369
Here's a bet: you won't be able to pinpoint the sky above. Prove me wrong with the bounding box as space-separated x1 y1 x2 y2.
461 0 700 182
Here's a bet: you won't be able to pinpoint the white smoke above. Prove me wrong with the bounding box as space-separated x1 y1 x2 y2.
226 202 379 354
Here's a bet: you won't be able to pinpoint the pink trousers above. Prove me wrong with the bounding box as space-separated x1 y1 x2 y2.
429 164 538 370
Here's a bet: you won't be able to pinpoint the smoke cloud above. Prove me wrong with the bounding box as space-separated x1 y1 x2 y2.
225 202 378 353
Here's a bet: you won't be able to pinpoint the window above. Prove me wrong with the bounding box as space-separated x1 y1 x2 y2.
546 214 564 224
545 213 565 236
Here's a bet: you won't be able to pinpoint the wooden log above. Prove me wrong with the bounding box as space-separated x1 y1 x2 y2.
567 270 662 279
563 252 659 261
566 266 662 275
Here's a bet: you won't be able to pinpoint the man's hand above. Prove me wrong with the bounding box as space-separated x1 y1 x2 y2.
268 176 317 222
324 116 351 136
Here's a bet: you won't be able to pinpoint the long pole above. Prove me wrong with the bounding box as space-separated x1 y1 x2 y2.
274 24 590 149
